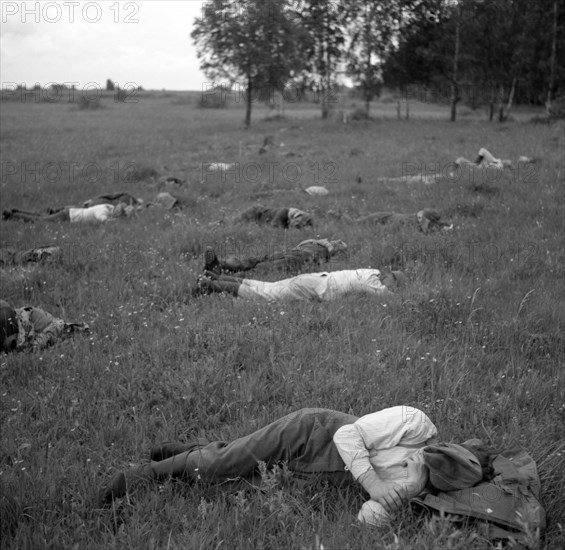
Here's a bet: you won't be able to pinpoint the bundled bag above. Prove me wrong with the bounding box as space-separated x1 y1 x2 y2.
412 444 545 542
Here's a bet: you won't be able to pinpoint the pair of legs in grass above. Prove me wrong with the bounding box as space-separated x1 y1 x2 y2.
204 240 347 275
3 208 70 222
100 408 358 504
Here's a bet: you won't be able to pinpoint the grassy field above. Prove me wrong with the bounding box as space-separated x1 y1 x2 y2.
0 93 564 550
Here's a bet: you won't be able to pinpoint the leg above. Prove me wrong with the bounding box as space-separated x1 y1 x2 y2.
204 246 264 274
268 250 312 272
220 256 263 272
3 210 41 222
198 275 242 297
157 409 358 481
100 409 358 504
5 209 70 223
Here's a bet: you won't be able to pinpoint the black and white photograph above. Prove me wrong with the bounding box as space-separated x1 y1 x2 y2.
1 1 564 548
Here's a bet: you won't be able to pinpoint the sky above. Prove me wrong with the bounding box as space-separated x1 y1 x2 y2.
0 1 210 91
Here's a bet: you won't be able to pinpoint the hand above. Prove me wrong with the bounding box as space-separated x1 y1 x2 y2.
368 481 406 511
358 470 406 511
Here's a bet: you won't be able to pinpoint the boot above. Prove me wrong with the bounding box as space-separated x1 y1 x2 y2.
150 437 210 462
98 463 155 506
204 247 221 274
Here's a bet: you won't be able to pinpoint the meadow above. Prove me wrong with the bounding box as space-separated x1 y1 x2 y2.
0 92 564 550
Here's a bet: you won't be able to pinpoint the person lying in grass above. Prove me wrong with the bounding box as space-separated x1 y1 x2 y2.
99 405 495 528
0 246 62 266
327 208 452 233
455 147 509 170
234 205 314 229
2 202 135 223
202 239 348 275
0 300 89 353
192 268 405 301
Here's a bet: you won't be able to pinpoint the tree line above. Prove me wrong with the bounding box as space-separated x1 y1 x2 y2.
192 0 564 126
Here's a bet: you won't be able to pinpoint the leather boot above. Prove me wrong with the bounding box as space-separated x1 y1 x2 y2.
98 463 155 506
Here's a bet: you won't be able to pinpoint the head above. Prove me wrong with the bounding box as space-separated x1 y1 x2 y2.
328 240 348 256
460 439 496 483
380 270 406 292
417 209 452 233
424 440 496 492
0 300 18 353
288 208 313 229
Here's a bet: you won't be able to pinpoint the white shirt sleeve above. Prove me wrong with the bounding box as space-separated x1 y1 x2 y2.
333 405 438 479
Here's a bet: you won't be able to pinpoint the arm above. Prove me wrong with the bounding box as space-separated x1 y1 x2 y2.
333 406 437 507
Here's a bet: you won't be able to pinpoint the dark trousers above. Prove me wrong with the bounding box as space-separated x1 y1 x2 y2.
219 249 320 274
151 408 358 484
8 208 70 223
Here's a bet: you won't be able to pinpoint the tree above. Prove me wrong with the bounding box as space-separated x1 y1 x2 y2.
295 0 346 118
546 0 558 114
449 2 461 121
191 0 307 127
382 1 453 104
345 0 408 116
383 0 565 120
106 79 115 92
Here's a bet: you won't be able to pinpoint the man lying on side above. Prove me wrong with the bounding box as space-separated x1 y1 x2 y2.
99 405 494 529
0 246 62 266
454 147 513 170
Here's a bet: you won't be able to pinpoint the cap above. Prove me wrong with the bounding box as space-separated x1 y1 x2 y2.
424 442 483 492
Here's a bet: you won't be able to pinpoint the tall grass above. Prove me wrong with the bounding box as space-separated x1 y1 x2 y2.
1 98 564 549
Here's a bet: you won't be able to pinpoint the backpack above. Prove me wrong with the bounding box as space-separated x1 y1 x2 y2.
412 444 545 543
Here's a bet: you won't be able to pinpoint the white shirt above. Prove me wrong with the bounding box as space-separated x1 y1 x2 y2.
69 204 115 223
238 269 389 301
333 406 438 525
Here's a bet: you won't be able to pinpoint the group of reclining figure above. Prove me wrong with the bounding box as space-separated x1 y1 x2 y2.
1 198 453 345
0 146 546 541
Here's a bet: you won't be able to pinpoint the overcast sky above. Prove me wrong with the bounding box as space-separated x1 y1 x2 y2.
1 1 210 91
